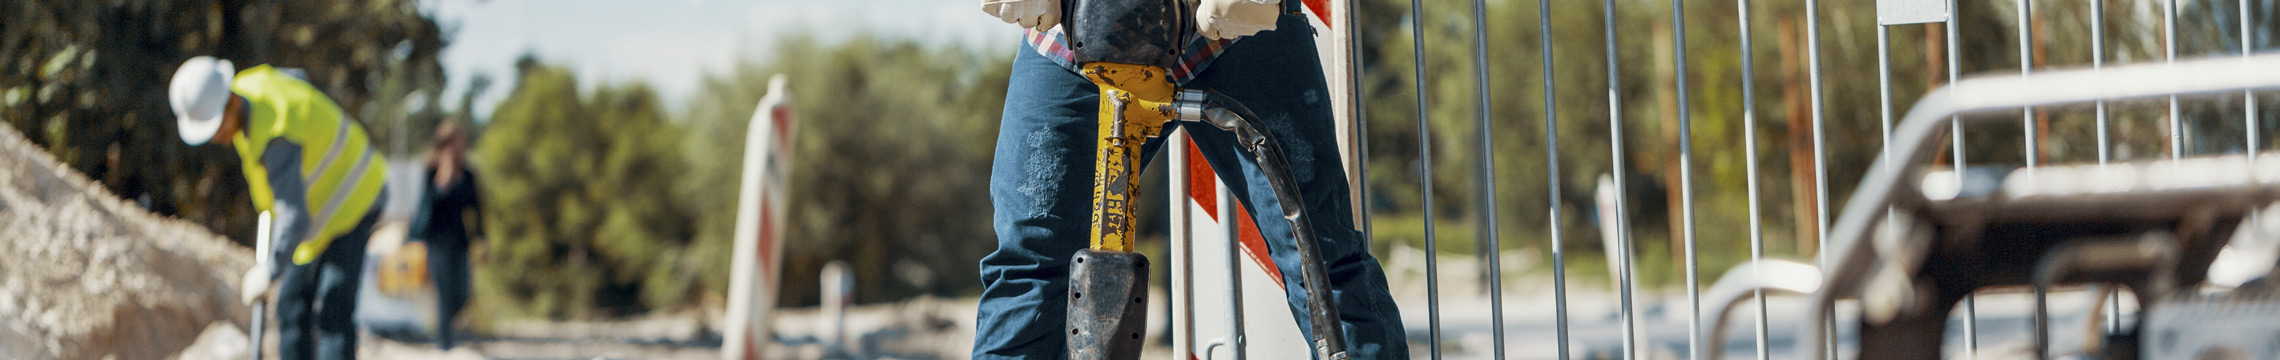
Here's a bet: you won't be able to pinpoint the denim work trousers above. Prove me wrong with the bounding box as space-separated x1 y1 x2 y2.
276 210 377 360
973 13 1408 359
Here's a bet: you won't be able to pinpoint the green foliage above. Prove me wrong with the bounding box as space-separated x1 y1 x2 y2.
680 35 1012 307
472 62 696 319
0 0 447 243
467 33 1012 319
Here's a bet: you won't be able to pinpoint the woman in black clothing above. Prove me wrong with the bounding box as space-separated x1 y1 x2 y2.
415 122 483 350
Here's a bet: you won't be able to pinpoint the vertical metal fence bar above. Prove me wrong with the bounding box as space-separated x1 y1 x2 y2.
1224 180 1247 360
2169 0 2182 159
1537 0 1575 357
1877 25 1893 223
2021 0 2037 168
1670 0 1704 358
2019 1 2049 357
1467 0 1508 356
2243 2 2264 353
1944 0 1979 354
1804 0 1835 356
1407 0 1443 357
1345 0 1374 271
2245 0 2258 157
2092 0 2118 333
2095 0 2109 166
1736 0 1771 357
1173 130 1195 359
1602 0 1641 357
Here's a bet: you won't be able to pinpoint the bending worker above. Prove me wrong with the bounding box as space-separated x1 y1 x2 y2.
170 56 387 360
972 0 1409 358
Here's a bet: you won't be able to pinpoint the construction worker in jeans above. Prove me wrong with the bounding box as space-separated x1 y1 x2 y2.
972 0 1410 358
170 56 387 360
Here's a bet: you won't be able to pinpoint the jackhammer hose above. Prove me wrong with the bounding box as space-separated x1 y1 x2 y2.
1175 89 1351 359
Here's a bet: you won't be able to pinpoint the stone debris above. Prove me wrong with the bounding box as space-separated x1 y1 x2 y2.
0 127 253 360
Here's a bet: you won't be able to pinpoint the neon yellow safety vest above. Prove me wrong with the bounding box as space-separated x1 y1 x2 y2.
230 65 388 265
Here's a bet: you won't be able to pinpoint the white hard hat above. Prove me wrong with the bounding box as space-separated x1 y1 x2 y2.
169 56 235 145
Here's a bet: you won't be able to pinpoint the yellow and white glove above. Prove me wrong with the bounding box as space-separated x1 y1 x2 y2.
1197 0 1282 40
240 264 277 304
982 0 1061 31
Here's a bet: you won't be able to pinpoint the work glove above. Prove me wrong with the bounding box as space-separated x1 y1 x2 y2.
1197 0 1282 40
240 264 278 305
982 0 1061 31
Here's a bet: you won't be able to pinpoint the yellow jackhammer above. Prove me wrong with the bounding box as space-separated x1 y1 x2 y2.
1059 1 1347 359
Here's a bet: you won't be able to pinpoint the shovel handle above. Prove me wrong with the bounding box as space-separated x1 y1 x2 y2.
249 211 272 360
249 302 265 360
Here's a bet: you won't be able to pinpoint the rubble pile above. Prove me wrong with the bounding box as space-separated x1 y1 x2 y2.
0 127 252 359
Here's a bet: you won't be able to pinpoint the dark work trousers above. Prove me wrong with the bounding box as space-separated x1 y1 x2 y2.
425 235 469 349
275 210 377 360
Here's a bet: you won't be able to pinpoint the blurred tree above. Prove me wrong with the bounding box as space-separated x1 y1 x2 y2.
0 0 446 243
472 59 696 318
681 35 1011 307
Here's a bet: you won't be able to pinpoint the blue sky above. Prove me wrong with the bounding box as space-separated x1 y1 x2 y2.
420 0 1017 117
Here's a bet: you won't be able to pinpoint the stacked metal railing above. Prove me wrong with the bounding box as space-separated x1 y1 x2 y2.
1171 0 2276 359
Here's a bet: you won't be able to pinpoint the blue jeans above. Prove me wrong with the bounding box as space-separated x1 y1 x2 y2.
426 235 469 350
974 14 1408 359
276 210 377 360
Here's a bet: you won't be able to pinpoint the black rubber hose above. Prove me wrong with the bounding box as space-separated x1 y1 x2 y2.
1191 89 1350 359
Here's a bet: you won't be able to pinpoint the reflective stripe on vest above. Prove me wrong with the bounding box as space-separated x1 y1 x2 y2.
295 128 378 265
230 65 388 265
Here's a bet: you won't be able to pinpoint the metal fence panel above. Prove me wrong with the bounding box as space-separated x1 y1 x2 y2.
1162 0 2280 358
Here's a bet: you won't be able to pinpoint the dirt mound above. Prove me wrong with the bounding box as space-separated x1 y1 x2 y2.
0 127 252 359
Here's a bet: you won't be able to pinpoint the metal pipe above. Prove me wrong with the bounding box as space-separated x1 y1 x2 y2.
2095 0 2109 165
1346 0 1374 254
1601 0 1640 357
1735 0 1769 357
1698 260 1824 360
1223 177 1246 360
2020 2 2048 358
1407 0 1443 357
1805 0 1835 356
1468 0 1507 356
2031 235 2184 360
1797 50 2280 360
2242 0 2263 349
2248 0 2260 159
1670 0 1702 358
1172 129 1195 358
2169 0 2182 159
1944 0 1978 353
1806 0 1827 263
1537 0 1574 357
1877 26 1892 205
2022 0 2037 168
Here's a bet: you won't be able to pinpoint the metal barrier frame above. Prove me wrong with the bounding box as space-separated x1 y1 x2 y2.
1165 0 2272 359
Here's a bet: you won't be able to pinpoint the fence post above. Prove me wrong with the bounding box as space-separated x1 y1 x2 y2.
1537 0 1576 357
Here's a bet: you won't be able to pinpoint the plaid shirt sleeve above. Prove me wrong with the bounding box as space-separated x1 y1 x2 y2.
1024 27 1238 86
